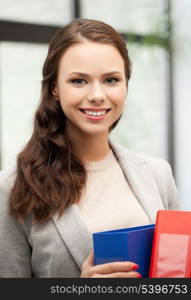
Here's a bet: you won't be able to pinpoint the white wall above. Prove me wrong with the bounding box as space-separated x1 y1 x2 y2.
0 42 48 169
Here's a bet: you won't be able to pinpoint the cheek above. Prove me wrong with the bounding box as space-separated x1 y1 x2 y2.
59 88 84 109
108 87 126 105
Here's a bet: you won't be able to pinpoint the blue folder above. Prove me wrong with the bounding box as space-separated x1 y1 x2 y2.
93 224 155 277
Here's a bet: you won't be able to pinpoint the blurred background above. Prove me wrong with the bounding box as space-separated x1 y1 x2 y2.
0 0 190 209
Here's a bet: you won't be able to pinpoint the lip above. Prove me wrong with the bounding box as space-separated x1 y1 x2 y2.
79 108 111 111
79 108 111 121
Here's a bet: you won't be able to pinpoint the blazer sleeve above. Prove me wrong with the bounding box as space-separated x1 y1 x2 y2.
164 160 182 210
146 158 182 210
0 171 32 278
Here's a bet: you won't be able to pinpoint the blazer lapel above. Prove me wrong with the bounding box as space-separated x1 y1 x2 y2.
52 204 93 270
110 141 164 223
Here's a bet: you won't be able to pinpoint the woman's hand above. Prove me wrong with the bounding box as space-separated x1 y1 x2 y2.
80 250 142 278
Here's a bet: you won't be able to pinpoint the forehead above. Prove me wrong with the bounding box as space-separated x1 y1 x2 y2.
58 40 125 74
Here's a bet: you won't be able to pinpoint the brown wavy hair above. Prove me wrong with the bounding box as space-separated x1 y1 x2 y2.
9 18 131 224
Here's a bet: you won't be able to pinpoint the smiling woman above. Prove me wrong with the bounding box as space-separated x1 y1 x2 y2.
52 40 127 148
0 18 181 278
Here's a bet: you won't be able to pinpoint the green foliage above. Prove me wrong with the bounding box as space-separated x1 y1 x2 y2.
124 33 169 49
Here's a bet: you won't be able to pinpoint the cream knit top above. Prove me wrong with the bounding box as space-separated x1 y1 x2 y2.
77 149 150 233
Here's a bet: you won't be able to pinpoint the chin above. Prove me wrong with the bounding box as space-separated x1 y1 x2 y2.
81 127 110 137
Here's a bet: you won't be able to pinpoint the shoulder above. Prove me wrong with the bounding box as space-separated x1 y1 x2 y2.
110 141 181 210
110 140 171 175
0 168 16 196
0 168 32 237
126 149 174 189
0 168 16 218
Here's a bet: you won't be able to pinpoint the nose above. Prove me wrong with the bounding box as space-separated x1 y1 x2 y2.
87 82 106 104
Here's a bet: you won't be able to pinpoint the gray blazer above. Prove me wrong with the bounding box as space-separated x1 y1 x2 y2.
0 141 181 278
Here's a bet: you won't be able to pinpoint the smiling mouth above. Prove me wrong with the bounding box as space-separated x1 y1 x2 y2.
79 109 111 116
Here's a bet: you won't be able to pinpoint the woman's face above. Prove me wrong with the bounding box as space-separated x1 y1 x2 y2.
53 40 127 139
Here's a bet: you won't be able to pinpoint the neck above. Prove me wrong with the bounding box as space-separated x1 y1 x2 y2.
68 133 111 162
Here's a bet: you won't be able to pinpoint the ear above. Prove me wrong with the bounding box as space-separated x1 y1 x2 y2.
52 85 59 101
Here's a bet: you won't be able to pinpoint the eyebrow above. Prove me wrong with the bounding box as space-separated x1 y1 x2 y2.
67 71 122 77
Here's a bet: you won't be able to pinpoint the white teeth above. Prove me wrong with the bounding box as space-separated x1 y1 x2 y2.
83 110 106 116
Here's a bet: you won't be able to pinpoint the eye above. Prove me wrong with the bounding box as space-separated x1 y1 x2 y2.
105 77 119 84
70 79 86 85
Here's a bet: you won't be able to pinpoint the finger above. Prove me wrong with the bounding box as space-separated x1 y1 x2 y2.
92 271 141 278
92 261 138 274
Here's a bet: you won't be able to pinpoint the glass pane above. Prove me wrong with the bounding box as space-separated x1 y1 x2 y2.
0 42 48 169
171 0 191 210
81 0 166 35
0 0 72 25
110 44 168 160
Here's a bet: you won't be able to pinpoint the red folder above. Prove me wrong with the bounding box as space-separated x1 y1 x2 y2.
149 210 191 278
